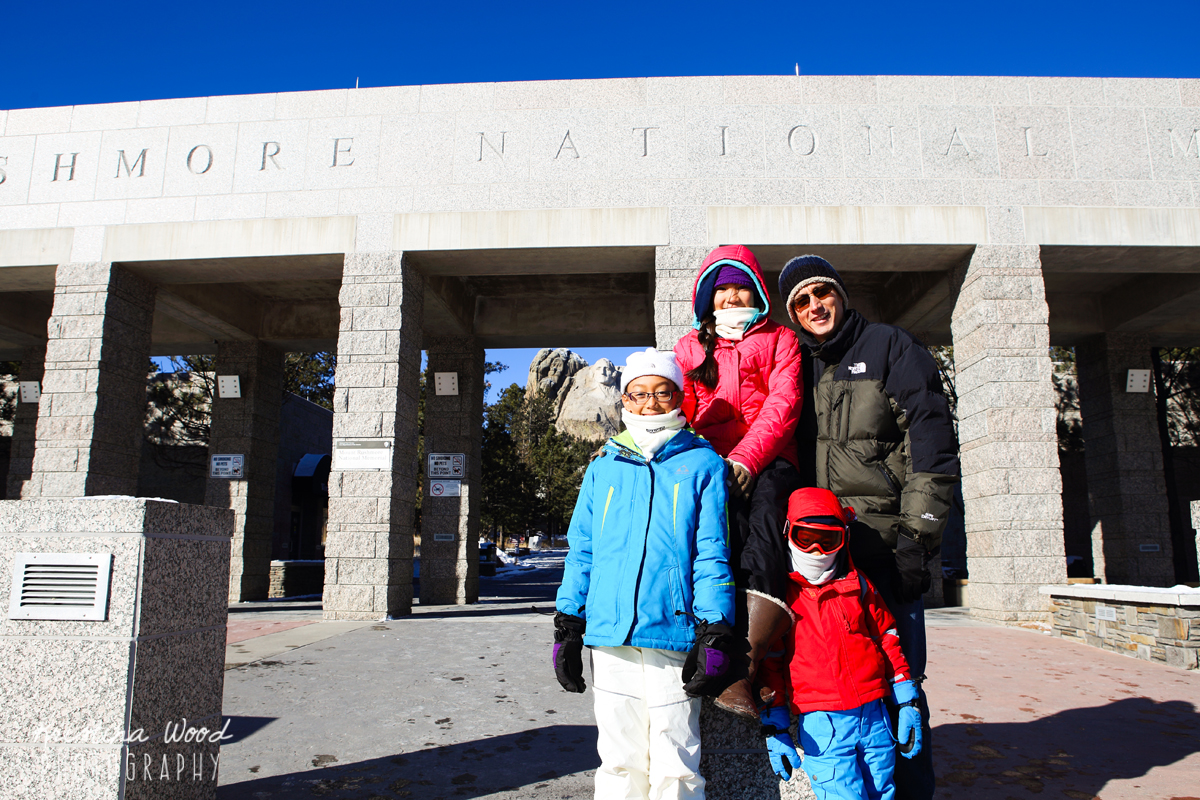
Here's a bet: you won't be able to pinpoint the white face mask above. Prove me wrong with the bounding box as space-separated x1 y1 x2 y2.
621 408 686 460
713 306 758 341
789 543 840 585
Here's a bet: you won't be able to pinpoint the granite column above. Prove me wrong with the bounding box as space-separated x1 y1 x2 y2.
5 345 45 500
1075 333 1175 586
204 340 285 602
951 245 1066 622
421 336 485 605
25 262 155 498
653 246 708 351
323 252 423 620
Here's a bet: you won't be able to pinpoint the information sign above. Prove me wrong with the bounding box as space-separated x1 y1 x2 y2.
429 480 462 497
427 453 466 478
210 454 245 479
334 440 392 471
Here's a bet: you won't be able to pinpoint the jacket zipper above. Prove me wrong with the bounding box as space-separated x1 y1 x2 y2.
877 465 901 499
832 387 845 442
625 458 655 644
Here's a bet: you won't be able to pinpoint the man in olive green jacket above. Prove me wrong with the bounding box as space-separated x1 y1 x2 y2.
779 254 960 800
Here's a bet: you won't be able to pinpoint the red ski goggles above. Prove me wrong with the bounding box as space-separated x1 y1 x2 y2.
784 520 846 555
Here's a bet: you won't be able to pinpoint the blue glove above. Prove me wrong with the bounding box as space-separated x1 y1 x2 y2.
892 680 923 759
760 706 799 781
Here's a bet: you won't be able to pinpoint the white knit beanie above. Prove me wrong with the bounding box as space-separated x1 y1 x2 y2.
620 348 684 394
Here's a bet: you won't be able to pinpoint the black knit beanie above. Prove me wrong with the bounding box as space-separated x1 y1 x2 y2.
778 255 849 325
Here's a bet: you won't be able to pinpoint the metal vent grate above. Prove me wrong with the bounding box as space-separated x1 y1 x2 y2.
8 553 112 621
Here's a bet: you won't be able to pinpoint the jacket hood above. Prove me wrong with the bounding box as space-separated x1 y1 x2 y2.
691 245 771 330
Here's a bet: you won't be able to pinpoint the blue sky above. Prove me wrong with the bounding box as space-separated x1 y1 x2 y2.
11 1 1196 402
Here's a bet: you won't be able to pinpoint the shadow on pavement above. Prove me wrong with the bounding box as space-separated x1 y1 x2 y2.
935 696 1200 798
217 724 598 799
228 603 323 615
411 605 556 620
221 716 278 745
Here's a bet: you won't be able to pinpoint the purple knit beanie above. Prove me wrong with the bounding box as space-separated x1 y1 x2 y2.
715 265 755 289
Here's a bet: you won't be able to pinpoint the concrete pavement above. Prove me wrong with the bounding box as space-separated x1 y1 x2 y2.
216 553 1200 799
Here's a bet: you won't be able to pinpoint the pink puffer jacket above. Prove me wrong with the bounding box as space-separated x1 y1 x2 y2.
673 245 802 476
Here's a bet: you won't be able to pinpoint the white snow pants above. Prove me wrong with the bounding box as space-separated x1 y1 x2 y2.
590 645 704 800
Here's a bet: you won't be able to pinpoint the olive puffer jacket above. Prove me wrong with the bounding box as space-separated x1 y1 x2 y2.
673 245 802 476
797 309 960 562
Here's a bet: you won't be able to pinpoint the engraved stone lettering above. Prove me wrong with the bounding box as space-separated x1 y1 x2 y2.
52 153 79 182
1022 127 1048 157
1167 128 1200 158
863 125 895 156
261 142 282 171
718 126 728 156
555 131 579 159
478 132 507 162
115 149 148 178
332 137 354 167
787 126 817 156
186 145 214 175
0 155 6 185
633 127 659 157
944 127 970 156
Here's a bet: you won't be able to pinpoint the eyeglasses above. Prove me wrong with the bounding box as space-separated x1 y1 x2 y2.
794 283 836 308
784 521 845 555
623 390 681 403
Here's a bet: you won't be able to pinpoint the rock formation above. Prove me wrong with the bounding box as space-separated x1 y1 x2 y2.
526 348 623 441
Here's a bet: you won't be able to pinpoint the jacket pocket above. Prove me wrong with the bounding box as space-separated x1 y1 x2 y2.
668 568 690 630
798 710 836 756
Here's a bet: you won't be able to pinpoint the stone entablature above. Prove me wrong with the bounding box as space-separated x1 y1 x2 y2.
0 76 1197 255
1041 584 1200 670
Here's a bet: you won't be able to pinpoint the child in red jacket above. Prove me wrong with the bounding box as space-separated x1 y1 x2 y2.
672 244 803 720
757 488 923 800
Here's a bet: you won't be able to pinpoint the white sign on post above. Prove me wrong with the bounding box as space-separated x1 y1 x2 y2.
427 453 466 478
429 480 462 497
210 454 245 479
335 440 392 471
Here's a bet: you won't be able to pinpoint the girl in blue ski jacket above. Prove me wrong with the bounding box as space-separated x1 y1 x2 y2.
553 348 737 800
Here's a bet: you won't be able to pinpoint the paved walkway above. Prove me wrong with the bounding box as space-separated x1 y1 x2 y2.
217 554 1200 800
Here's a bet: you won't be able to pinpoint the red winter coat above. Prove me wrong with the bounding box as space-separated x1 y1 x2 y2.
759 557 912 714
673 245 801 476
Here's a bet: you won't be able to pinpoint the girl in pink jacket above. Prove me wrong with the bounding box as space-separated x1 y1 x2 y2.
673 244 803 720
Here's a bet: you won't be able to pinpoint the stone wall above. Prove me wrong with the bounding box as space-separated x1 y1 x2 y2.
1042 584 1200 670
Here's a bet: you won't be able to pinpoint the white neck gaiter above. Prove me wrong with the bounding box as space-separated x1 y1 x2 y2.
621 408 686 460
789 545 839 585
713 307 758 341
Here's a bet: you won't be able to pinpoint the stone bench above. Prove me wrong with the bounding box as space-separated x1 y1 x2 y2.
1040 584 1200 670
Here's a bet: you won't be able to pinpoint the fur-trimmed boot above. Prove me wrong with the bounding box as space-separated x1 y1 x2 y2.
713 590 794 720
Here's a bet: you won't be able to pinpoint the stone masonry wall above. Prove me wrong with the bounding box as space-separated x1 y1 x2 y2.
1046 591 1200 670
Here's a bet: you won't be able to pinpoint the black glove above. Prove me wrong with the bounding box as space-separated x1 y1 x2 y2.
552 613 587 693
895 531 932 603
681 621 738 697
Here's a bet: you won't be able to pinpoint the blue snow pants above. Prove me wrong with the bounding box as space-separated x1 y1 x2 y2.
798 699 896 800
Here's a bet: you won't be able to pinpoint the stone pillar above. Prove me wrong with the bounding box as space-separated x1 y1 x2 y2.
1192 501 1200 583
0 497 231 799
204 340 284 603
654 246 708 351
951 245 1066 623
26 263 156 498
421 336 485 605
323 252 423 620
1076 333 1174 586
5 345 45 500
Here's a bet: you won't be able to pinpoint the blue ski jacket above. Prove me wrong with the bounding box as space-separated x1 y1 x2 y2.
556 428 736 652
